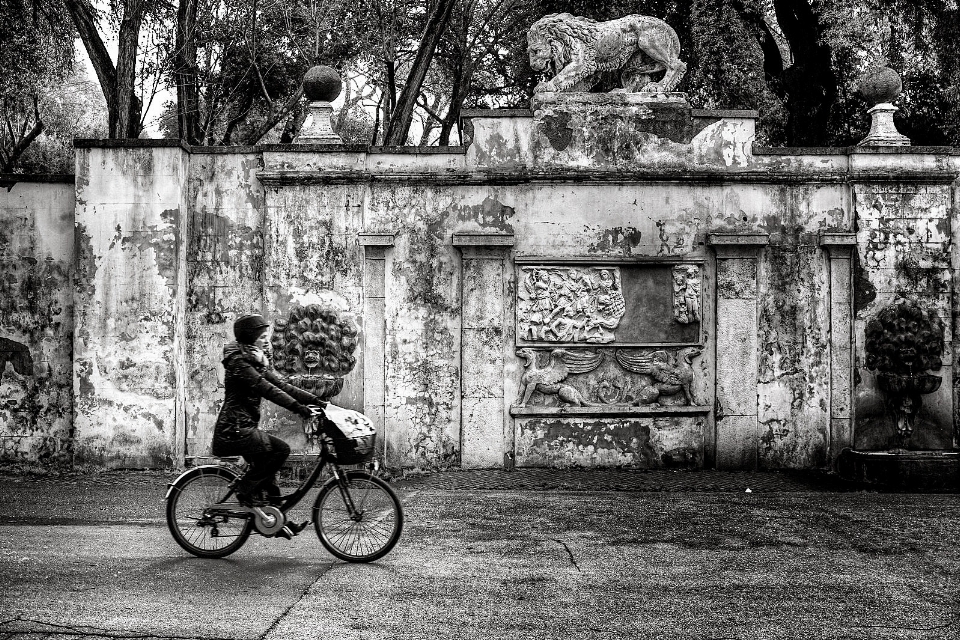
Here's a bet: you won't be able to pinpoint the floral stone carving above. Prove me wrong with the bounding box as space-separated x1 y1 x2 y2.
672 264 701 324
518 266 626 343
527 13 687 94
864 298 945 445
269 303 360 400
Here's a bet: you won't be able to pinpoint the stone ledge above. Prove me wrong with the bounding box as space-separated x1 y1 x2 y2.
819 232 857 247
358 232 396 247
192 146 259 155
260 143 368 153
452 232 515 247
0 173 75 186
510 405 712 418
836 449 960 492
73 138 191 151
461 109 534 118
756 145 960 156
707 233 770 246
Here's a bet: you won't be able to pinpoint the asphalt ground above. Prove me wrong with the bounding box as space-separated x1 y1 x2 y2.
0 468 957 640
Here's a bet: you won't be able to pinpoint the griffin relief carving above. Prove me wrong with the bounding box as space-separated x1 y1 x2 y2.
514 346 703 408
515 347 603 407
672 264 701 324
614 347 702 405
518 267 626 343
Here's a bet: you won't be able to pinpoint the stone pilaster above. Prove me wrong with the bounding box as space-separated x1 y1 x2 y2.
359 233 394 462
820 233 857 461
453 232 515 469
708 233 768 470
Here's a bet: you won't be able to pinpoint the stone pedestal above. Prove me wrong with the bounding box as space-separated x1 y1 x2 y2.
297 101 342 144
531 92 698 151
858 103 910 147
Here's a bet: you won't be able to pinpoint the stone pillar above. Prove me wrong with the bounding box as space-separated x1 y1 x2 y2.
359 233 394 463
820 233 857 461
453 232 515 469
708 233 768 470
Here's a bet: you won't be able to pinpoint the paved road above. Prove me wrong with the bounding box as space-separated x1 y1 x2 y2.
0 472 958 639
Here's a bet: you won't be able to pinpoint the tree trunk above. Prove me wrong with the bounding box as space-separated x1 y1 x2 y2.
1 98 44 173
438 58 470 146
65 0 145 139
383 0 457 146
773 0 837 146
175 0 201 144
243 87 305 144
114 0 146 138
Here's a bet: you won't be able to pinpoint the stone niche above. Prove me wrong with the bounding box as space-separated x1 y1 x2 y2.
511 260 710 468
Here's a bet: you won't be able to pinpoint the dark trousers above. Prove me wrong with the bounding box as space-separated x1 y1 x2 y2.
221 430 290 496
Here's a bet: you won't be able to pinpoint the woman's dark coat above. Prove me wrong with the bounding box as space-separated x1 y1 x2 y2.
211 341 318 455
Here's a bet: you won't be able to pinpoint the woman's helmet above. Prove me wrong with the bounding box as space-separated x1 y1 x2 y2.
234 313 270 344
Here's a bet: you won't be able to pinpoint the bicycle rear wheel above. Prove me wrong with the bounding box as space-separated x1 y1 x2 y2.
166 465 253 558
312 471 403 563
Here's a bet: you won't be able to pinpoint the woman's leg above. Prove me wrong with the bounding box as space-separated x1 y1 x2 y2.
236 433 290 501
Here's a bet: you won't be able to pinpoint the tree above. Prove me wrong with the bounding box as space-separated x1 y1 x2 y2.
428 0 541 145
0 0 75 172
382 0 457 145
16 74 108 173
64 0 151 139
162 0 373 145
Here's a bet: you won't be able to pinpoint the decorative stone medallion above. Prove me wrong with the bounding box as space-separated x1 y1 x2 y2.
269 303 360 400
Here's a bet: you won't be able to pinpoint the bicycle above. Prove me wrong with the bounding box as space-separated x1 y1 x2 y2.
164 405 403 562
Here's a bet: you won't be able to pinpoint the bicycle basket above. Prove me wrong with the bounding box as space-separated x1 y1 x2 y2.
322 404 376 464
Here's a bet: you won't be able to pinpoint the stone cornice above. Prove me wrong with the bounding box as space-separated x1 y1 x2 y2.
257 167 960 187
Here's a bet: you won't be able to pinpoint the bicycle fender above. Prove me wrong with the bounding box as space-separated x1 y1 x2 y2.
163 465 235 502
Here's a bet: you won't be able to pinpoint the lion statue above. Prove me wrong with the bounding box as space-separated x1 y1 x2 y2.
527 13 687 94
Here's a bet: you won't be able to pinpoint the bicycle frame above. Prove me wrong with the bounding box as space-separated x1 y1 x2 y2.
197 437 369 523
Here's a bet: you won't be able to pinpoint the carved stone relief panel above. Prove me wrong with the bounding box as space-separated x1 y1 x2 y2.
672 264 701 324
514 346 704 409
517 263 702 345
517 267 626 343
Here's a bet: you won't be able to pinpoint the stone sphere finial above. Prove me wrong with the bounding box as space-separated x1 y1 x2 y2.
856 66 902 107
303 65 342 103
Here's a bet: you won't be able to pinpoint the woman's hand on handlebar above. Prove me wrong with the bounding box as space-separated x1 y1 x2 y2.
306 403 327 416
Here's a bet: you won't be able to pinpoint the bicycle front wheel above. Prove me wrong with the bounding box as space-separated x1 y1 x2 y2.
312 471 403 563
166 465 253 558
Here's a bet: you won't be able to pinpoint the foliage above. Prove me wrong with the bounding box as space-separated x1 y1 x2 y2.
164 0 375 145
0 0 76 172
16 75 108 174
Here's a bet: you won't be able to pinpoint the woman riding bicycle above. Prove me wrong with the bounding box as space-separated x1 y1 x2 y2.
211 313 323 536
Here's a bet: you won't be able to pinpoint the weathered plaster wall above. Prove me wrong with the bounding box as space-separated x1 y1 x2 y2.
10 108 957 472
72 144 189 467
184 150 264 456
0 179 74 463
853 175 955 450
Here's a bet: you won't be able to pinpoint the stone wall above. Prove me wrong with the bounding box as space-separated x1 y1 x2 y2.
0 177 75 463
2 103 958 471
